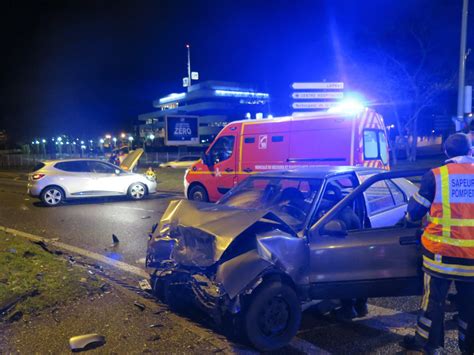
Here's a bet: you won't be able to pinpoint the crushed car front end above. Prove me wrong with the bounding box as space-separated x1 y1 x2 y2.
146 199 310 324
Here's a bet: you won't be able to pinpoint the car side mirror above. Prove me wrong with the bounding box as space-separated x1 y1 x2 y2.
115 169 121 175
321 220 347 237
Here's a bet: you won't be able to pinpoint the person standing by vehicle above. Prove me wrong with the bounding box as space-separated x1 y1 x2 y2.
403 133 474 354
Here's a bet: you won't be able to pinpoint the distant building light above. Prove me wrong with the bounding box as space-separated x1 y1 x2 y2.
148 134 155 140
66 141 70 144
267 114 273 119
80 140 84 144
72 142 76 145
120 133 126 138
55 142 58 145
80 145 86 149
245 112 251 119
60 142 64 145
256 112 263 120
112 137 117 142
41 139 46 143
215 89 269 99
57 137 62 142
31 141 35 144
159 92 186 104
99 139 104 144
128 136 134 142
35 140 40 144
105 134 111 139
432 130 435 133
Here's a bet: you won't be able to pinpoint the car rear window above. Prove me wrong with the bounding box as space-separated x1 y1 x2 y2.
32 163 45 172
55 161 90 172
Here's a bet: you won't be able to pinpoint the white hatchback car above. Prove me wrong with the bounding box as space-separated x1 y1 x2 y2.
28 149 157 206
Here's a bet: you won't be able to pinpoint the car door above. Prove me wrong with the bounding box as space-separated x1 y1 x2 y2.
87 161 127 195
307 171 424 300
207 135 237 196
54 161 94 196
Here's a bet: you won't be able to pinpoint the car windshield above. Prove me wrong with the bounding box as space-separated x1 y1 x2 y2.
218 176 323 230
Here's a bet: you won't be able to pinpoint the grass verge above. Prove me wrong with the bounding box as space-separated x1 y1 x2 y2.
0 231 101 318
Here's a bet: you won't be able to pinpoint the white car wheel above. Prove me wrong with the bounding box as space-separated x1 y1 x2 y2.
128 183 146 200
41 187 64 207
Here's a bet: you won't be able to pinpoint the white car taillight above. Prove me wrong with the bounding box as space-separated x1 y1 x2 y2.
32 173 45 180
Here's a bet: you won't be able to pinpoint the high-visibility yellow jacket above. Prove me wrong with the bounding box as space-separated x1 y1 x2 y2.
421 162 474 280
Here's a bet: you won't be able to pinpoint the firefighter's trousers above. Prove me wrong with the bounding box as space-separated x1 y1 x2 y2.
415 273 474 353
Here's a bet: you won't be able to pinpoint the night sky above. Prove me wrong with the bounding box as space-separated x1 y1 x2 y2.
0 0 469 142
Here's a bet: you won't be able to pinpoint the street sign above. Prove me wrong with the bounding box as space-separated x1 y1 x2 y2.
182 77 189 87
191 72 199 80
165 115 199 146
292 102 338 109
292 92 344 100
292 82 344 90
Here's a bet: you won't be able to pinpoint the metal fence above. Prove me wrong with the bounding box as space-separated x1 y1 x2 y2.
0 152 189 169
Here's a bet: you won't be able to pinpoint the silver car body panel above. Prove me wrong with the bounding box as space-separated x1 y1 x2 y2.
28 158 156 199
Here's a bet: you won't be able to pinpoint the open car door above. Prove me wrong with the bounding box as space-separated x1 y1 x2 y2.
307 170 427 300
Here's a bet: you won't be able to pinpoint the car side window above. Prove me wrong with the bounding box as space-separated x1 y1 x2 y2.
208 136 235 164
312 175 359 226
88 161 116 174
386 179 406 205
55 161 90 172
364 180 396 215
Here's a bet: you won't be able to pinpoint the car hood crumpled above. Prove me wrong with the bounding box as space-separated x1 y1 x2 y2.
148 199 295 268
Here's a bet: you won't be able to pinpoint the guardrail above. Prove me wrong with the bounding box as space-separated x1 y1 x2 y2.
0 152 188 169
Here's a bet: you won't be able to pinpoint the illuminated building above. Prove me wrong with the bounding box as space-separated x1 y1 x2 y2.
138 81 270 145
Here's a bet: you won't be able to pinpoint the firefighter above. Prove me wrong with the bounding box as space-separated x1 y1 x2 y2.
402 133 474 354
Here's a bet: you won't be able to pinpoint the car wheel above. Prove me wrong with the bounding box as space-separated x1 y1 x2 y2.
243 281 301 351
188 185 209 202
41 186 64 207
128 183 146 200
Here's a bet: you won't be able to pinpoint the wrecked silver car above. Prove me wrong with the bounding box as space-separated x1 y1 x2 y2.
146 167 425 351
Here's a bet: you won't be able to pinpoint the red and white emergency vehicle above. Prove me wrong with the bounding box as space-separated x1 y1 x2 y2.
184 107 389 202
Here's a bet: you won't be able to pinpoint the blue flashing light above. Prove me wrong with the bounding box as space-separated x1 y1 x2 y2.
159 92 186 104
327 99 365 114
215 89 269 99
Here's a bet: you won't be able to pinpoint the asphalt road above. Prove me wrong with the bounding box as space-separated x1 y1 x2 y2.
0 171 462 354
0 173 177 268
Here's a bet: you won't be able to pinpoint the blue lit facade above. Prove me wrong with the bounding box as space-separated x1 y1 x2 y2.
138 81 270 144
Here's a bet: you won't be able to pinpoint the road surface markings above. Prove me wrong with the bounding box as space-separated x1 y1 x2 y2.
114 205 156 213
357 304 417 336
1 225 324 354
0 225 149 278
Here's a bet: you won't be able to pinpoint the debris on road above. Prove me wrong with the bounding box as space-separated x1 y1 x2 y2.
133 301 145 311
141 216 151 219
149 323 163 328
112 234 120 245
139 279 152 291
69 333 106 352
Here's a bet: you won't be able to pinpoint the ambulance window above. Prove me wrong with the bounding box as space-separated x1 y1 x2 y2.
378 132 389 164
363 130 379 159
244 137 255 144
209 136 235 164
272 136 284 142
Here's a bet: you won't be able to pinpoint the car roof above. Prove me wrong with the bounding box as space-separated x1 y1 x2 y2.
42 158 107 165
252 166 385 179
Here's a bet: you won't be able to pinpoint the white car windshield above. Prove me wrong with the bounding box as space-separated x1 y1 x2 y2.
218 176 323 230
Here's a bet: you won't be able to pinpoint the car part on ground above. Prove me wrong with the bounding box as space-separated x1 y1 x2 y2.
146 168 426 351
69 333 106 351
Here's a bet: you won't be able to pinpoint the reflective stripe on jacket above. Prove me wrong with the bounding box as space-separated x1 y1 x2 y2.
422 163 474 280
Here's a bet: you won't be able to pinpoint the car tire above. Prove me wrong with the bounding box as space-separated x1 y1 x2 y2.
243 280 301 351
188 184 209 202
40 186 65 207
128 183 147 200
